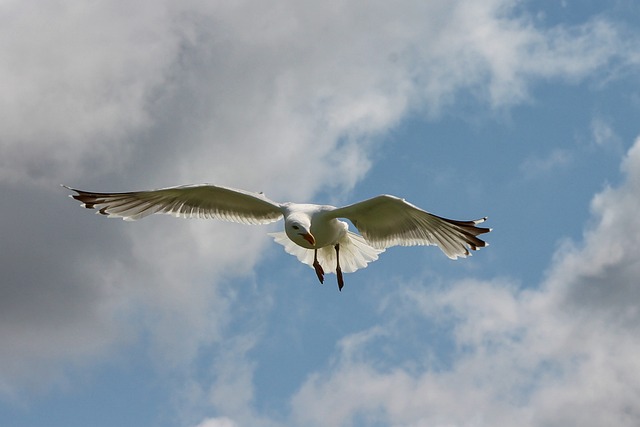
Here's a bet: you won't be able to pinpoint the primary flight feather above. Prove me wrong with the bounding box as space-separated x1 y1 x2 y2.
63 183 491 290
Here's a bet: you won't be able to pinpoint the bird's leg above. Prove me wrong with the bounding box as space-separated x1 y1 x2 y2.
313 249 324 284
335 244 344 291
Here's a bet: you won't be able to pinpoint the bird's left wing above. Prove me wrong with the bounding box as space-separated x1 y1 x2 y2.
63 184 284 224
329 195 490 259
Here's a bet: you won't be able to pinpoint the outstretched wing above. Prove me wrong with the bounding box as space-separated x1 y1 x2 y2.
64 184 284 224
330 195 490 259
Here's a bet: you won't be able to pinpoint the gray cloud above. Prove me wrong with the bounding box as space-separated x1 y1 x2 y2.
0 187 131 395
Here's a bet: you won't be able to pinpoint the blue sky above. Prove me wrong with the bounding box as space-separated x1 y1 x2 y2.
2 1 640 426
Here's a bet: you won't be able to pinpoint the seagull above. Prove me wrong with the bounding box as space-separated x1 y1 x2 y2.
63 184 490 290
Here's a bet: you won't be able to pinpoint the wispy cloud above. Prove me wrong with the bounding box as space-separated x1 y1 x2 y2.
591 117 623 152
519 148 573 178
194 417 238 427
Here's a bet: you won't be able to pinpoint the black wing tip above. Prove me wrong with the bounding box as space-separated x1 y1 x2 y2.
446 217 492 235
62 185 99 209
62 184 81 195
470 239 490 250
62 184 77 195
473 217 492 236
453 217 492 251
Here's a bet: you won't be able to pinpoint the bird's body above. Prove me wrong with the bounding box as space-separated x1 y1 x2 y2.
64 183 491 290
282 203 346 249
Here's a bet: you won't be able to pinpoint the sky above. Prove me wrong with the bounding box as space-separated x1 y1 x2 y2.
2 1 640 426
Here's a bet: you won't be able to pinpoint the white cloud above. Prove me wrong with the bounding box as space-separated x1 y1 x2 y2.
194 417 238 427
1 0 638 404
519 148 573 178
590 117 622 152
289 137 640 426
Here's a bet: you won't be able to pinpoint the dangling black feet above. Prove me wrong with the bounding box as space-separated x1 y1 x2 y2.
312 249 324 284
335 244 344 291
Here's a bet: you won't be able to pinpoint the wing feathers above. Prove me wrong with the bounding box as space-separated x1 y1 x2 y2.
63 184 284 224
331 195 490 259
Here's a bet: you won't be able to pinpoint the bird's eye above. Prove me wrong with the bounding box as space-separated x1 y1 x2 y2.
292 225 299 230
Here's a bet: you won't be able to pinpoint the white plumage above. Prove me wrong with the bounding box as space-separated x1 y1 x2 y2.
64 183 490 290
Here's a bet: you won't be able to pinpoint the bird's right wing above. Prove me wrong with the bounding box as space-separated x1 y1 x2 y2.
330 195 490 259
63 184 284 224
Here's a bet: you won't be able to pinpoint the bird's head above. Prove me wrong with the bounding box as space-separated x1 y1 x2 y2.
285 218 315 248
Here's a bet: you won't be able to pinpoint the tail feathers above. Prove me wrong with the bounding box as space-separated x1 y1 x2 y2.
269 231 384 274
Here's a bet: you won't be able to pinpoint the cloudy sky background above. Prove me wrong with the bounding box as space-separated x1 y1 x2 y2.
2 1 640 426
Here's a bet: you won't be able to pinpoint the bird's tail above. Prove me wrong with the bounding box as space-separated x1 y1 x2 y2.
269 231 384 274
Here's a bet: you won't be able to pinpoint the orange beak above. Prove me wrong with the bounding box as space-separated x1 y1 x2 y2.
300 232 316 246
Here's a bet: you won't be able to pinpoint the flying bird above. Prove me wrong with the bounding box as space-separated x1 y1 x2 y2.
63 184 490 290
